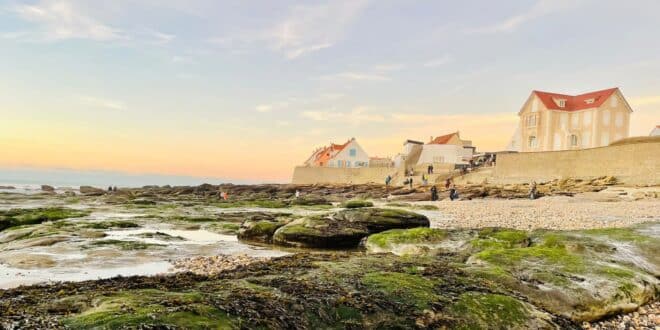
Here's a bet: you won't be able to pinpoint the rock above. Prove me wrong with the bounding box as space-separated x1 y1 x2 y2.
1 254 56 269
272 208 429 248
79 186 106 196
238 219 287 244
41 185 55 192
339 200 374 208
0 185 16 189
289 195 332 206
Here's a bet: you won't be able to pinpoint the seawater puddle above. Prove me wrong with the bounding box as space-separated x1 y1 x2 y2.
103 228 237 245
0 261 171 289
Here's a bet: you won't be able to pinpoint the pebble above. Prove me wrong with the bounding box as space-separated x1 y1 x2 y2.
431 198 660 230
583 301 660 329
172 254 267 276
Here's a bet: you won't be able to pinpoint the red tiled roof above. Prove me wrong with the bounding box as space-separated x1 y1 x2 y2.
313 139 351 165
532 88 618 112
428 132 458 145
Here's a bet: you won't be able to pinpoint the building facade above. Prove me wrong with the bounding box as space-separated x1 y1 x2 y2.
303 138 370 168
513 88 632 152
394 132 475 168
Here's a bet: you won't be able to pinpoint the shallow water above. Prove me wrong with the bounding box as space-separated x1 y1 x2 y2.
0 194 293 289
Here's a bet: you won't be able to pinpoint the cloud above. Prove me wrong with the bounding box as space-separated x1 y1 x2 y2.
269 0 371 59
318 72 390 82
423 55 452 68
79 95 126 110
255 105 273 113
11 0 125 41
301 107 385 125
372 63 406 72
465 0 583 34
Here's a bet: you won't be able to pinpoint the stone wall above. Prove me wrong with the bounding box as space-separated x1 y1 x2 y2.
291 166 397 185
494 139 660 185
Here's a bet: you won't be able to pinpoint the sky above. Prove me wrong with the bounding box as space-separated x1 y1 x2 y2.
1 0 659 183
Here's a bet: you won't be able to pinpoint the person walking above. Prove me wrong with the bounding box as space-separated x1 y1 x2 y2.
430 185 438 201
408 177 413 189
447 179 458 201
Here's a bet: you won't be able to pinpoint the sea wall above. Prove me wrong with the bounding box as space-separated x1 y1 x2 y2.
291 167 397 185
494 139 660 185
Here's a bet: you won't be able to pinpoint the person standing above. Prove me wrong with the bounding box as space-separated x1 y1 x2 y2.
430 185 438 201
385 175 392 187
409 177 413 189
529 181 537 200
448 179 458 201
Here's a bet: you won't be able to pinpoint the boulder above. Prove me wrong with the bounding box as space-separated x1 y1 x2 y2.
79 186 106 196
272 208 429 248
41 185 55 192
238 219 287 244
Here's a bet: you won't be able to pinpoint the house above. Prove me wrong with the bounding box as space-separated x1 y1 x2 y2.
651 126 660 136
303 138 370 168
394 132 475 168
417 132 475 165
510 87 632 152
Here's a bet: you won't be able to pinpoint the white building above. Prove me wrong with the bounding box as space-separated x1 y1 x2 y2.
394 132 475 168
303 138 370 168
651 125 660 136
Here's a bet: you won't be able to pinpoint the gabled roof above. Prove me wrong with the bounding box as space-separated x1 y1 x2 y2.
428 132 459 145
312 139 352 165
532 88 619 112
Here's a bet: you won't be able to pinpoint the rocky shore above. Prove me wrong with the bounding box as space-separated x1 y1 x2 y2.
0 181 658 329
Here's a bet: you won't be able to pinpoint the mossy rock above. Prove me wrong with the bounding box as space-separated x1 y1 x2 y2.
63 289 234 329
0 208 90 232
87 239 165 250
272 208 429 249
468 228 659 322
79 221 139 230
238 219 287 244
448 292 556 329
339 200 374 209
362 271 439 310
290 196 332 206
366 228 447 255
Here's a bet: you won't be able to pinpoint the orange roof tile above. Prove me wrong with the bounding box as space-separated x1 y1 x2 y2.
532 88 618 112
312 139 351 165
428 132 458 145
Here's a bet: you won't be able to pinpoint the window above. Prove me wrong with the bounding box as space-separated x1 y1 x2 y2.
583 111 592 126
569 134 578 147
349 148 357 157
554 98 566 108
582 131 591 148
528 136 537 148
615 112 623 127
433 156 445 163
560 113 568 129
600 132 610 146
526 114 537 127
602 110 610 125
346 161 351 168
585 98 595 105
337 160 343 167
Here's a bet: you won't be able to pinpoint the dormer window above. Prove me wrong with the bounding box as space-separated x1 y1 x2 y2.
554 98 566 108
585 98 595 105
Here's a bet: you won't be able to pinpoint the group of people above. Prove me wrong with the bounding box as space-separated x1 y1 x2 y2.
106 186 118 192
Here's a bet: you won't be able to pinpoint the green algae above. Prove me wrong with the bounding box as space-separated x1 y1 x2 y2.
0 208 90 231
449 293 528 329
87 239 165 250
362 271 438 310
79 221 139 229
367 228 447 249
63 289 234 329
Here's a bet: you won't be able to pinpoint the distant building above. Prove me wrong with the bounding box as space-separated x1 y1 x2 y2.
394 132 475 168
510 87 633 152
303 138 370 168
368 157 393 168
651 125 660 136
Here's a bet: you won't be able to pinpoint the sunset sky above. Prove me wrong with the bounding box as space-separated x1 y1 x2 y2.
1 0 660 183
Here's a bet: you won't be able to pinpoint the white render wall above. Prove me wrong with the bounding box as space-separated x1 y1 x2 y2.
416 144 466 165
328 140 370 168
